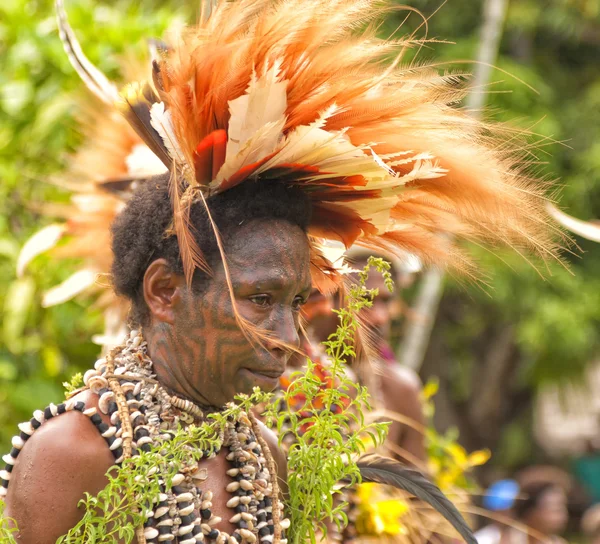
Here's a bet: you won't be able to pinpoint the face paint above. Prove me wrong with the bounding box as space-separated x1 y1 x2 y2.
147 218 312 407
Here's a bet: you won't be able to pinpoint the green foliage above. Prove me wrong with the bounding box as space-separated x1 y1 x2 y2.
0 500 18 543
63 372 83 395
0 0 192 453
269 257 391 544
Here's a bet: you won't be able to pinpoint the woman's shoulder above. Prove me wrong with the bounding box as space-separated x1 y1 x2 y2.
3 389 115 543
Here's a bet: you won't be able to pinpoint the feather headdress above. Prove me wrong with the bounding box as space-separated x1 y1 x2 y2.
24 0 562 335
110 0 560 290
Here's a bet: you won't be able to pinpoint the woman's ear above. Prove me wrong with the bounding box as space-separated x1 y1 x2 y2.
143 259 185 325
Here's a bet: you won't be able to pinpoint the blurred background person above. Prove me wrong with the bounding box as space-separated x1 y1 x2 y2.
296 247 427 466
512 481 569 544
475 479 520 544
582 504 600 544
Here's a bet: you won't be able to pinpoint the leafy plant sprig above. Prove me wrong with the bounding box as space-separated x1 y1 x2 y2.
57 388 271 543
0 500 18 544
269 257 393 544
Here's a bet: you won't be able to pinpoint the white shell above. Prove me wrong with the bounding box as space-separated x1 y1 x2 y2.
88 375 108 393
120 382 135 394
171 473 185 486
155 506 170 518
226 497 240 508
33 409 45 423
178 503 195 516
158 534 174 542
144 527 159 540
157 518 174 526
179 539 196 544
110 411 120 425
49 403 59 417
207 516 222 527
83 368 99 385
280 518 291 530
229 514 241 524
0 487 7 498
226 481 240 492
175 492 194 502
83 407 97 417
203 491 213 502
0 469 11 481
18 421 34 436
101 426 117 438
11 436 25 449
239 529 256 543
94 358 107 370
178 524 195 536
109 437 123 451
137 436 152 446
98 391 114 414
239 479 253 491
2 454 15 465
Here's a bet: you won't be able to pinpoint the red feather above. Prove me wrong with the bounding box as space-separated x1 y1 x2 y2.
193 129 228 185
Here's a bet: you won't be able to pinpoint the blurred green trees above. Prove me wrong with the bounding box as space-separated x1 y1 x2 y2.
0 0 599 469
0 0 190 450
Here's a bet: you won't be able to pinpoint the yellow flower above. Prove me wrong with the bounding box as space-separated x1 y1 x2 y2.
355 484 409 536
468 449 491 467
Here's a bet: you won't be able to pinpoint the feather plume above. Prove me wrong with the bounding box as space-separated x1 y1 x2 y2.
352 454 477 544
47 0 563 343
150 101 186 165
215 64 288 186
169 177 212 284
546 203 600 243
42 269 98 307
17 224 66 277
55 0 119 105
117 82 172 168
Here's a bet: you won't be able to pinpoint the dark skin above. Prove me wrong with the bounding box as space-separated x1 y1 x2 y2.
5 218 312 543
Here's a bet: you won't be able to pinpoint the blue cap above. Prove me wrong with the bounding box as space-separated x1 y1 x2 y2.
483 480 520 511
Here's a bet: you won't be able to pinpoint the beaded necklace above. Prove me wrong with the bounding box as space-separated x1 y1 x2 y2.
1 330 288 544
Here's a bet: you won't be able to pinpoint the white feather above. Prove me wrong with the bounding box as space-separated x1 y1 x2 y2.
42 269 97 307
150 102 186 165
546 203 600 243
17 224 66 277
216 63 288 183
125 143 169 177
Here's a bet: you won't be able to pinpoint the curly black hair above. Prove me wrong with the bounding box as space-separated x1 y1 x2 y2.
111 172 312 325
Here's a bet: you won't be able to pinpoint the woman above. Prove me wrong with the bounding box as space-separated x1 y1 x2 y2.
2 0 560 541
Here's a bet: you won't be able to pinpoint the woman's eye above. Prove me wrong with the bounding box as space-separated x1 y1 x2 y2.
292 296 306 311
249 294 271 307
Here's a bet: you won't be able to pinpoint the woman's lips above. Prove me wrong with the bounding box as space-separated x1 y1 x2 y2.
241 368 284 390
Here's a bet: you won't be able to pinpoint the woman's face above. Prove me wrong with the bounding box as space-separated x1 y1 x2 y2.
153 218 312 407
523 487 568 535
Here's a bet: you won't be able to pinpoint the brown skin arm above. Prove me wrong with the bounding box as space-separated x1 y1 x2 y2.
4 409 115 543
380 365 427 466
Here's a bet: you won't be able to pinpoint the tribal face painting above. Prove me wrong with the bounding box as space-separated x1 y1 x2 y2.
146 218 312 408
